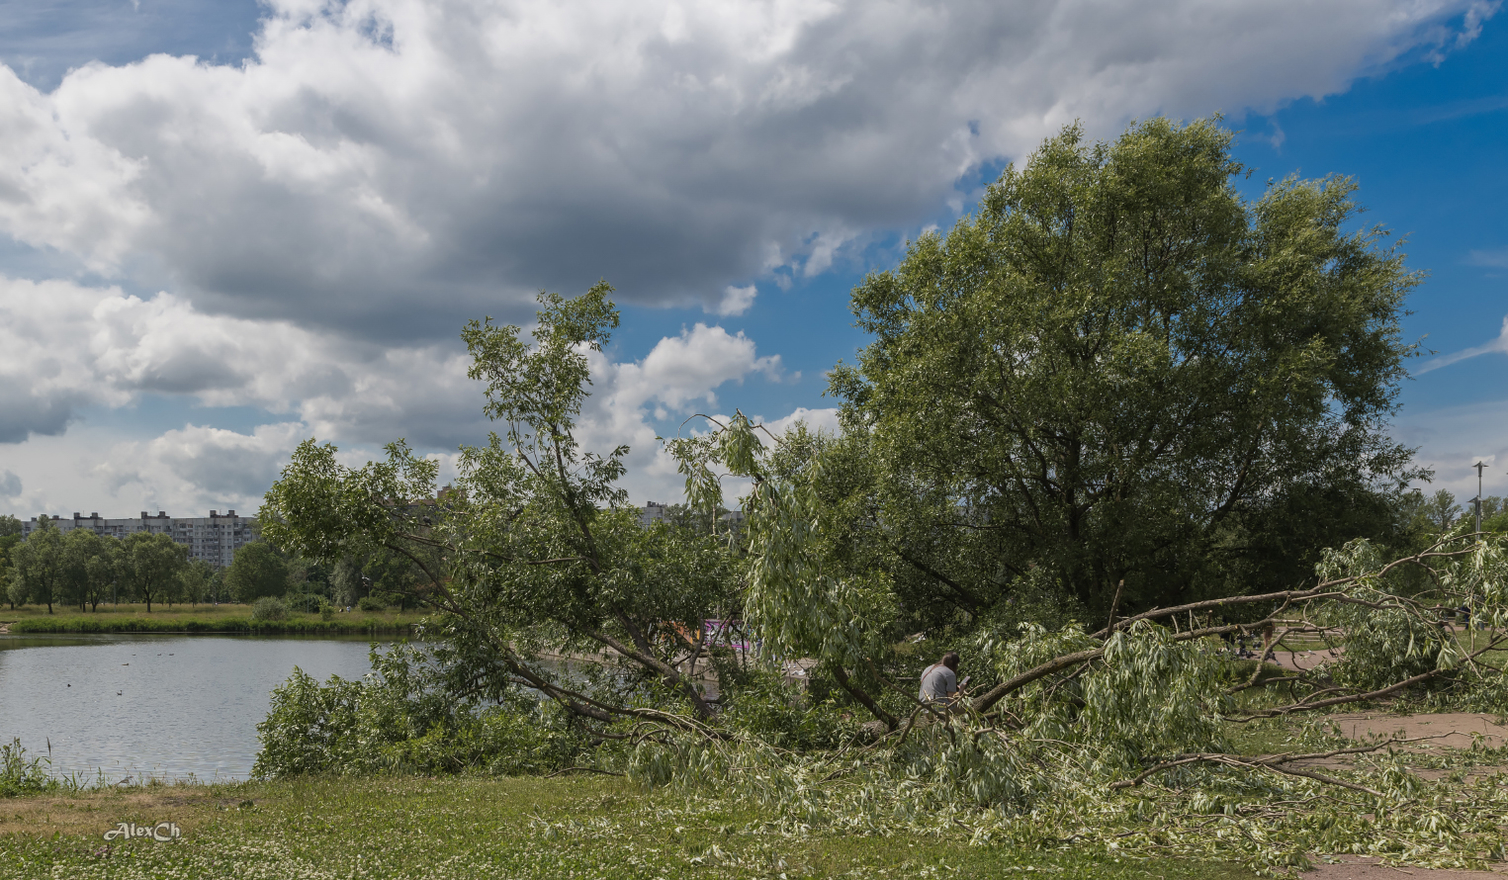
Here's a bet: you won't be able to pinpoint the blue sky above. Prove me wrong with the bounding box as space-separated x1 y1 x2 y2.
0 0 1504 517
636 13 1508 502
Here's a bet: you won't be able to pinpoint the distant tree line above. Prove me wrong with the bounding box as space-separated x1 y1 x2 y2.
3 516 204 613
1402 488 1508 539
0 511 422 615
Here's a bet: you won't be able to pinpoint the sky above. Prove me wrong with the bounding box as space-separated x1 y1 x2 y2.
0 0 1505 519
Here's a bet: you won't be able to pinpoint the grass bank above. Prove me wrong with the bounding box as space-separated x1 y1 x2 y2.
1 603 425 635
0 776 1260 880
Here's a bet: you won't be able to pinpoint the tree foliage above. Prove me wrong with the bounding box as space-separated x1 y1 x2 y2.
9 518 62 613
119 531 188 613
179 558 215 607
262 283 737 728
59 529 113 612
226 541 290 603
828 117 1420 617
253 646 585 779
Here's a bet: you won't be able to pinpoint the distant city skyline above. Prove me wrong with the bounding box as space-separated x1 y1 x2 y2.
0 0 1505 517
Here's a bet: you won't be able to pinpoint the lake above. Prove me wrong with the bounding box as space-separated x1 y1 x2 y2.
0 633 390 781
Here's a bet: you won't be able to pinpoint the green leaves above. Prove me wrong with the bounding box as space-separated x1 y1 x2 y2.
253 648 585 779
261 439 438 563
462 280 618 461
226 542 291 603
840 116 1420 614
262 284 735 726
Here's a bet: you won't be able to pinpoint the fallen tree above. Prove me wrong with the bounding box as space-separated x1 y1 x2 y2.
257 284 1508 875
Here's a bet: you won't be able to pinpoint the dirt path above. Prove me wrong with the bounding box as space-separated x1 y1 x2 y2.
1268 646 1345 672
1324 713 1508 749
1298 712 1508 878
1306 856 1507 878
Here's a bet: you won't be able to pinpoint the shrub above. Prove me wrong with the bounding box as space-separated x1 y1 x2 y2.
253 645 584 778
357 596 387 612
251 596 290 622
321 604 334 621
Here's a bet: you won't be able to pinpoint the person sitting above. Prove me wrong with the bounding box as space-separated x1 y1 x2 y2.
918 651 961 705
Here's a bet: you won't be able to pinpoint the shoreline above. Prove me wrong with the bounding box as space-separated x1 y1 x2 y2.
2 616 421 636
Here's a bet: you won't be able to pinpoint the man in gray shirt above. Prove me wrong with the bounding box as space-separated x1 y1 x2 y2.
918 651 960 704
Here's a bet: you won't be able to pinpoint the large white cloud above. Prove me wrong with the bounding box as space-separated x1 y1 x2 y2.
0 274 486 447
2 0 1499 516
0 273 797 513
98 422 312 507
0 0 1493 338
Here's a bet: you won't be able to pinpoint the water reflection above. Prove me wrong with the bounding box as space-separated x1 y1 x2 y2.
0 633 392 781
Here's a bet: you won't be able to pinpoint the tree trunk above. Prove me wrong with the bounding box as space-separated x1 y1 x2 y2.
831 663 897 730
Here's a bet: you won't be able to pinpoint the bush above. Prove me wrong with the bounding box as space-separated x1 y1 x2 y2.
251 596 290 622
321 604 334 621
253 645 584 778
283 592 331 615
357 596 388 612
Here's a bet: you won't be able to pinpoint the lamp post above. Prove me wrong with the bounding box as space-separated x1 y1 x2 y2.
1474 461 1488 541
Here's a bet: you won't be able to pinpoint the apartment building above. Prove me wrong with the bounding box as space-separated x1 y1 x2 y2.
20 510 257 568
636 501 745 531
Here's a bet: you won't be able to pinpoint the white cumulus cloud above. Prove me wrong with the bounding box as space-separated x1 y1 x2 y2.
0 275 800 512
98 422 310 506
0 0 1491 338
711 284 758 317
0 274 488 448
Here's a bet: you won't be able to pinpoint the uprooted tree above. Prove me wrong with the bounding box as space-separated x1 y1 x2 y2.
254 285 1508 868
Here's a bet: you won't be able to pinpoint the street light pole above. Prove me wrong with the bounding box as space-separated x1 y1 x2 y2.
1474 461 1488 541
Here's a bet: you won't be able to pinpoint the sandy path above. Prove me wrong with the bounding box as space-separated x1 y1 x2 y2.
1306 856 1507 878
1323 713 1508 749
1268 647 1345 672
1296 713 1508 878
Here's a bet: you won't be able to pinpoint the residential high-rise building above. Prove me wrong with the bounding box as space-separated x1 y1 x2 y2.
20 510 257 568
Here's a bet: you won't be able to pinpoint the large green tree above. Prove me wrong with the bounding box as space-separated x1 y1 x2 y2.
86 536 121 610
179 558 215 608
226 541 290 603
120 531 188 612
58 529 114 612
828 117 1420 616
0 532 20 609
10 518 62 613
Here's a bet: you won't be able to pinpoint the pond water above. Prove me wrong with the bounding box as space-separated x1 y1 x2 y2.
0 634 390 781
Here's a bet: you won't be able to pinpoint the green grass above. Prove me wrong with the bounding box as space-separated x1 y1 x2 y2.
0 776 1263 880
0 603 425 635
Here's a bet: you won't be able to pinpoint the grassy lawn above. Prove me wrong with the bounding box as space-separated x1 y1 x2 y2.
0 603 428 635
0 776 1262 880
